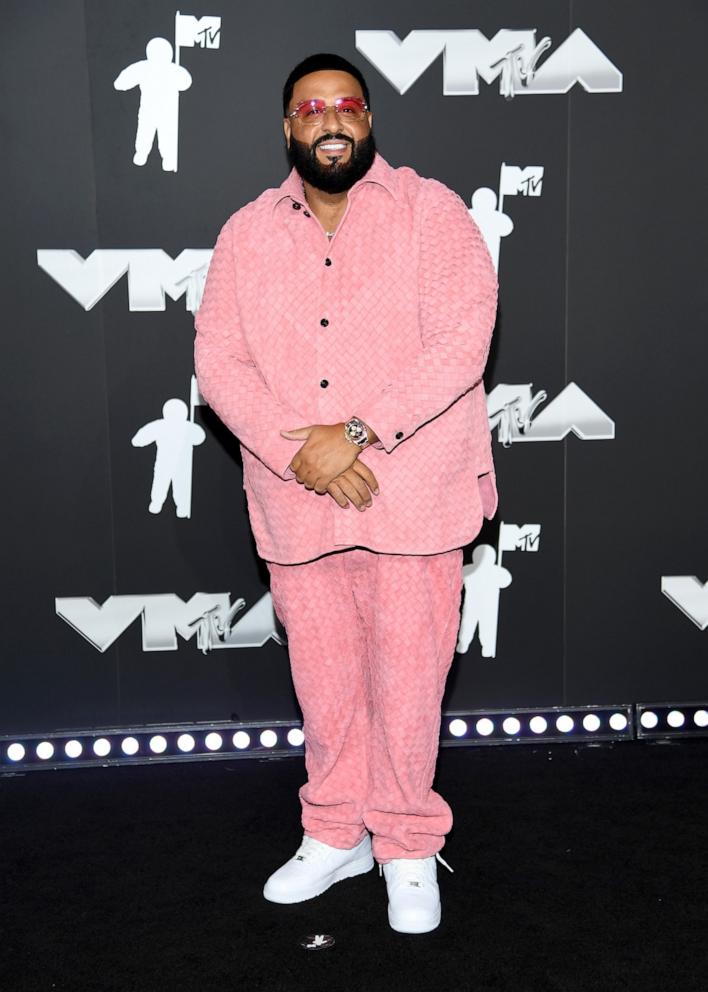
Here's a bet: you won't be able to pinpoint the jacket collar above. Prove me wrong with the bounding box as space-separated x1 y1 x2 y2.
271 151 398 214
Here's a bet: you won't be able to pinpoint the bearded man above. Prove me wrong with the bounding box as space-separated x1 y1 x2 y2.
194 52 499 934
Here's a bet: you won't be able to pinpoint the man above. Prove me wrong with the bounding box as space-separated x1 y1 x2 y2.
194 52 499 934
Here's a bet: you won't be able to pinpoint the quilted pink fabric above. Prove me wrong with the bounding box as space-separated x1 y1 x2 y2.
194 152 499 565
266 545 463 862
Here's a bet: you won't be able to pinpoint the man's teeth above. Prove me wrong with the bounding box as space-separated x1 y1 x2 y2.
319 143 348 151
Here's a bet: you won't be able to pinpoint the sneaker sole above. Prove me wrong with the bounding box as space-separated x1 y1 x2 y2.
388 904 441 934
263 852 375 904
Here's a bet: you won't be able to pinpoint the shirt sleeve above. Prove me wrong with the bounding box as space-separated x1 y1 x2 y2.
194 216 300 481
356 182 499 453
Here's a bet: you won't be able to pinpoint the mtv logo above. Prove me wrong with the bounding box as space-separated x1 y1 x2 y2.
499 523 541 552
175 14 221 50
500 164 544 197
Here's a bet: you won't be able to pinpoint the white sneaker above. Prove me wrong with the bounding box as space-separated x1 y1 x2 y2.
381 852 454 933
263 833 374 904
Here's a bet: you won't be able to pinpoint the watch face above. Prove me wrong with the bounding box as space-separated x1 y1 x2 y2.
346 421 367 444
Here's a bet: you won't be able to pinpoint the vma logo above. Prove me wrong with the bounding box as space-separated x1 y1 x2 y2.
37 249 212 312
487 382 615 447
356 28 622 99
56 592 285 654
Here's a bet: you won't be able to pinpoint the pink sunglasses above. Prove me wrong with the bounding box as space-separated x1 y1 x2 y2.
286 97 369 124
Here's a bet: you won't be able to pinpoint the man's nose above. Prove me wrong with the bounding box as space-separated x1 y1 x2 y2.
320 104 343 129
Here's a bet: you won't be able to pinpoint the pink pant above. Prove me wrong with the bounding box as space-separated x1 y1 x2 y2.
266 545 464 863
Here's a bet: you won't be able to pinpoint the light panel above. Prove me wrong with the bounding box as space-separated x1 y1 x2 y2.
3 700 707 771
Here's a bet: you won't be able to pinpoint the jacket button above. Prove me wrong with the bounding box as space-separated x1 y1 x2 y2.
292 201 301 210
303 210 311 217
395 431 403 439
320 379 329 388
324 257 332 266
320 318 329 327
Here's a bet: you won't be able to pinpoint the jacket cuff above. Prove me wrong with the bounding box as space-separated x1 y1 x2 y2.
355 410 408 453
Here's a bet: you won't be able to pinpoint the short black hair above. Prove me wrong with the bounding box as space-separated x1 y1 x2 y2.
282 53 370 116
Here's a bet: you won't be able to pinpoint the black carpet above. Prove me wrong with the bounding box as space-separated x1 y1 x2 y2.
2 739 706 992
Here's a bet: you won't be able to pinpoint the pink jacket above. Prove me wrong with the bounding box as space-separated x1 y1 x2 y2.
194 152 499 565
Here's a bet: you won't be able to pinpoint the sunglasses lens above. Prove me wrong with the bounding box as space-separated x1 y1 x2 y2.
336 98 366 117
296 100 325 120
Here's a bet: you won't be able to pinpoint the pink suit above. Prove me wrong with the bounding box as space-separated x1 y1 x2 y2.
194 152 499 861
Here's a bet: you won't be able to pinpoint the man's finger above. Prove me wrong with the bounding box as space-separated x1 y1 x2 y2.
335 474 368 510
326 482 350 508
280 426 312 439
347 471 372 507
349 459 380 494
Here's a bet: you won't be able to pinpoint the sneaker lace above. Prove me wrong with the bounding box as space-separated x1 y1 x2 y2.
436 852 454 874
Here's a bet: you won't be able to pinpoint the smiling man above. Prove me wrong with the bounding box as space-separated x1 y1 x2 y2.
193 52 499 935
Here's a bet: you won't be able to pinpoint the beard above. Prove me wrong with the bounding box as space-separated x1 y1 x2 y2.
286 129 377 194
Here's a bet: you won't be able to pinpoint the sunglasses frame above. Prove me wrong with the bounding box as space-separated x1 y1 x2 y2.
285 96 370 124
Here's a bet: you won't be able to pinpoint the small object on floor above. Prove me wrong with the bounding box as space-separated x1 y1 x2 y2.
299 933 336 951
380 851 454 934
263 832 374 904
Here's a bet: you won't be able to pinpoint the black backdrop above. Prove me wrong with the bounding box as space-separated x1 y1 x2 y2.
2 0 706 737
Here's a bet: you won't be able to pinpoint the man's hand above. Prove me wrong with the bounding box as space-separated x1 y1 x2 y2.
281 423 363 493
327 461 380 510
